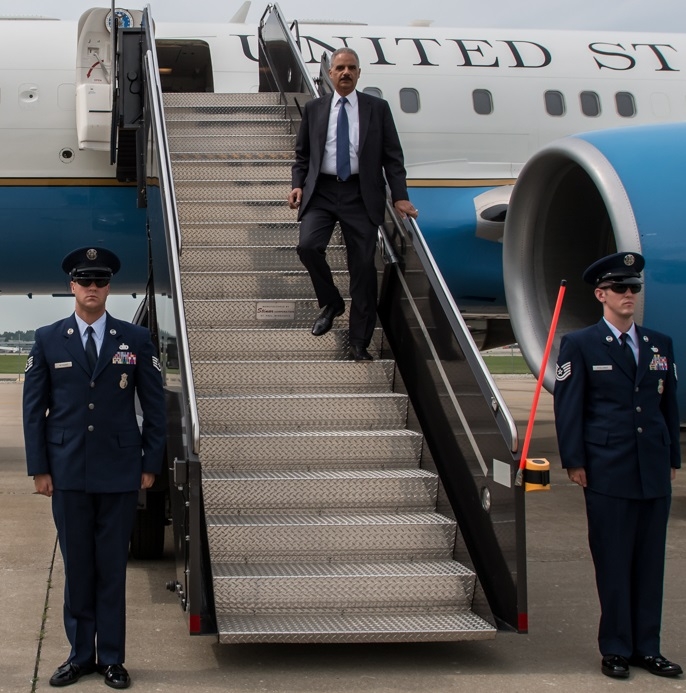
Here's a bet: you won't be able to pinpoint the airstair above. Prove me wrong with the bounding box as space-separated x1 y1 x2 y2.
130 5 526 643
162 89 497 642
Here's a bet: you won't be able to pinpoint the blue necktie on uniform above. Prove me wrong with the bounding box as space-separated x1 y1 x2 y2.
336 96 351 181
85 325 97 373
620 333 636 378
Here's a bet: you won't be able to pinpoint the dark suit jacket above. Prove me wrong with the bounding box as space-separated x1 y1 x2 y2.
292 90 409 226
554 319 680 499
23 312 166 493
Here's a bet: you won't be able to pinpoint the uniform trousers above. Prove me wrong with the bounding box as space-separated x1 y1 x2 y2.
297 175 379 348
52 489 139 667
584 488 671 657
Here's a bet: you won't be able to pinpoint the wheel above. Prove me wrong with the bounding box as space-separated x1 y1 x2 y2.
130 490 166 559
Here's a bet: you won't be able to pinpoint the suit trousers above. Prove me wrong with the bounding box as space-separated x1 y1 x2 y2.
297 176 379 347
584 489 671 657
52 489 139 666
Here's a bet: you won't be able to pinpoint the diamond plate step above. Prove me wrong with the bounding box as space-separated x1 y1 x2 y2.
180 271 349 299
216 612 496 644
166 120 293 137
167 134 296 153
164 104 288 121
179 245 347 272
171 150 295 162
212 560 475 612
177 200 296 223
179 222 305 247
202 469 438 513
206 512 457 563
164 92 284 107
171 160 294 181
187 328 382 360
183 298 350 328
196 392 408 432
174 180 291 202
192 359 394 394
198 429 424 471
179 222 341 247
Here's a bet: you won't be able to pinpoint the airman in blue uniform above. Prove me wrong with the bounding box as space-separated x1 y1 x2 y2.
554 251 681 679
23 247 166 689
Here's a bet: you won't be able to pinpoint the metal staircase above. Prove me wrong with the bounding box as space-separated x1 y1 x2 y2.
163 91 497 643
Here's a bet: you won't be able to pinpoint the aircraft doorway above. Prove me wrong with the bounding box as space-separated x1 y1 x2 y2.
156 40 214 93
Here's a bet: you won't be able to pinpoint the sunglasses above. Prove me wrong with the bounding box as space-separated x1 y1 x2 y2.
74 277 110 288
599 283 642 294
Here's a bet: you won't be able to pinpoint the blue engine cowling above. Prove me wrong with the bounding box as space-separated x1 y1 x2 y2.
503 122 686 411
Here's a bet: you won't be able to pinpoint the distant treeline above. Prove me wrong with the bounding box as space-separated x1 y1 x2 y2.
2 330 35 341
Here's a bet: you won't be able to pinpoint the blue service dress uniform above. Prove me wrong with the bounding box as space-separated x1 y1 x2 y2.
23 312 166 667
554 318 680 657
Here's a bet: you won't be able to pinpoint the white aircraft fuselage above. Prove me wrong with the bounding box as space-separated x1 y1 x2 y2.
0 9 684 311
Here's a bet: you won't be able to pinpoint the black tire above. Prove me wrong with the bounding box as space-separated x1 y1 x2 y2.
130 490 166 560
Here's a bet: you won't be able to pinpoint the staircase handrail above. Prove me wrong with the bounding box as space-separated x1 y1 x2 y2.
258 3 317 100
142 5 200 456
387 209 519 453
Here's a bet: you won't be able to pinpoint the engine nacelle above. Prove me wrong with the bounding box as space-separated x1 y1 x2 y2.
503 122 686 410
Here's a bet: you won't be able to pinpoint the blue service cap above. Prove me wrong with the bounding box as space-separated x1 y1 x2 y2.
61 246 121 279
582 251 644 286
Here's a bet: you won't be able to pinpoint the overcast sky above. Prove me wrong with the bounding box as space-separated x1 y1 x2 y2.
3 0 686 31
1 0 685 332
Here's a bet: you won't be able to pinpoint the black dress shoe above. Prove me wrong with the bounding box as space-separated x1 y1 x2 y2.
49 661 96 687
98 664 131 689
601 654 630 678
629 654 683 677
350 345 373 361
312 303 344 336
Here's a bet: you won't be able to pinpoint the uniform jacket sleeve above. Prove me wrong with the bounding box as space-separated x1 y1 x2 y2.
22 328 51 476
553 333 588 469
133 326 167 475
661 335 681 469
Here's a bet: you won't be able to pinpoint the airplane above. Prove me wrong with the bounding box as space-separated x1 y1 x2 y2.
0 345 20 353
0 3 684 402
6 2 685 644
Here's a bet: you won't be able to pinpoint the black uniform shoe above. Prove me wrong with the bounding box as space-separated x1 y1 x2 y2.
49 661 96 687
311 303 344 336
99 664 131 689
601 654 630 678
349 345 373 361
629 655 683 677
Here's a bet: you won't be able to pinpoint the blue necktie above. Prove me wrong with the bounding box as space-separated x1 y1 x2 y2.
620 333 636 378
336 97 351 181
85 326 97 373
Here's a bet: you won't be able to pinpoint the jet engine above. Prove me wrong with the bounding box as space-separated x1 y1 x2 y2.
503 122 686 409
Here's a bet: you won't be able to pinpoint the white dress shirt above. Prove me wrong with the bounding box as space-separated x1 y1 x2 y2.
321 90 360 176
603 317 639 364
75 312 107 356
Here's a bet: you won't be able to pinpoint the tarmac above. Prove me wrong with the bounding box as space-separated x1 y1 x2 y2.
2 375 686 693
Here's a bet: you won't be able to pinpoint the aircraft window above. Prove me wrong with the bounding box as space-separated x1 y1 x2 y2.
363 87 383 99
472 89 493 115
580 91 601 117
399 88 420 113
544 90 565 116
615 91 636 117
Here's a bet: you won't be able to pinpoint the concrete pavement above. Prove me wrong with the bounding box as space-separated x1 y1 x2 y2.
2 376 686 692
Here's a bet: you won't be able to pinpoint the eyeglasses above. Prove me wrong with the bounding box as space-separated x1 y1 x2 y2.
599 283 642 294
74 278 110 288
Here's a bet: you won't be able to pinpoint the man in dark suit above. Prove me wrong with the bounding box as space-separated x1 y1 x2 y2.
288 47 418 361
23 247 166 689
553 251 681 679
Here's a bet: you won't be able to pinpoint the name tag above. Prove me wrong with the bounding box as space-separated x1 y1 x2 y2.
54 361 72 369
593 365 613 371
